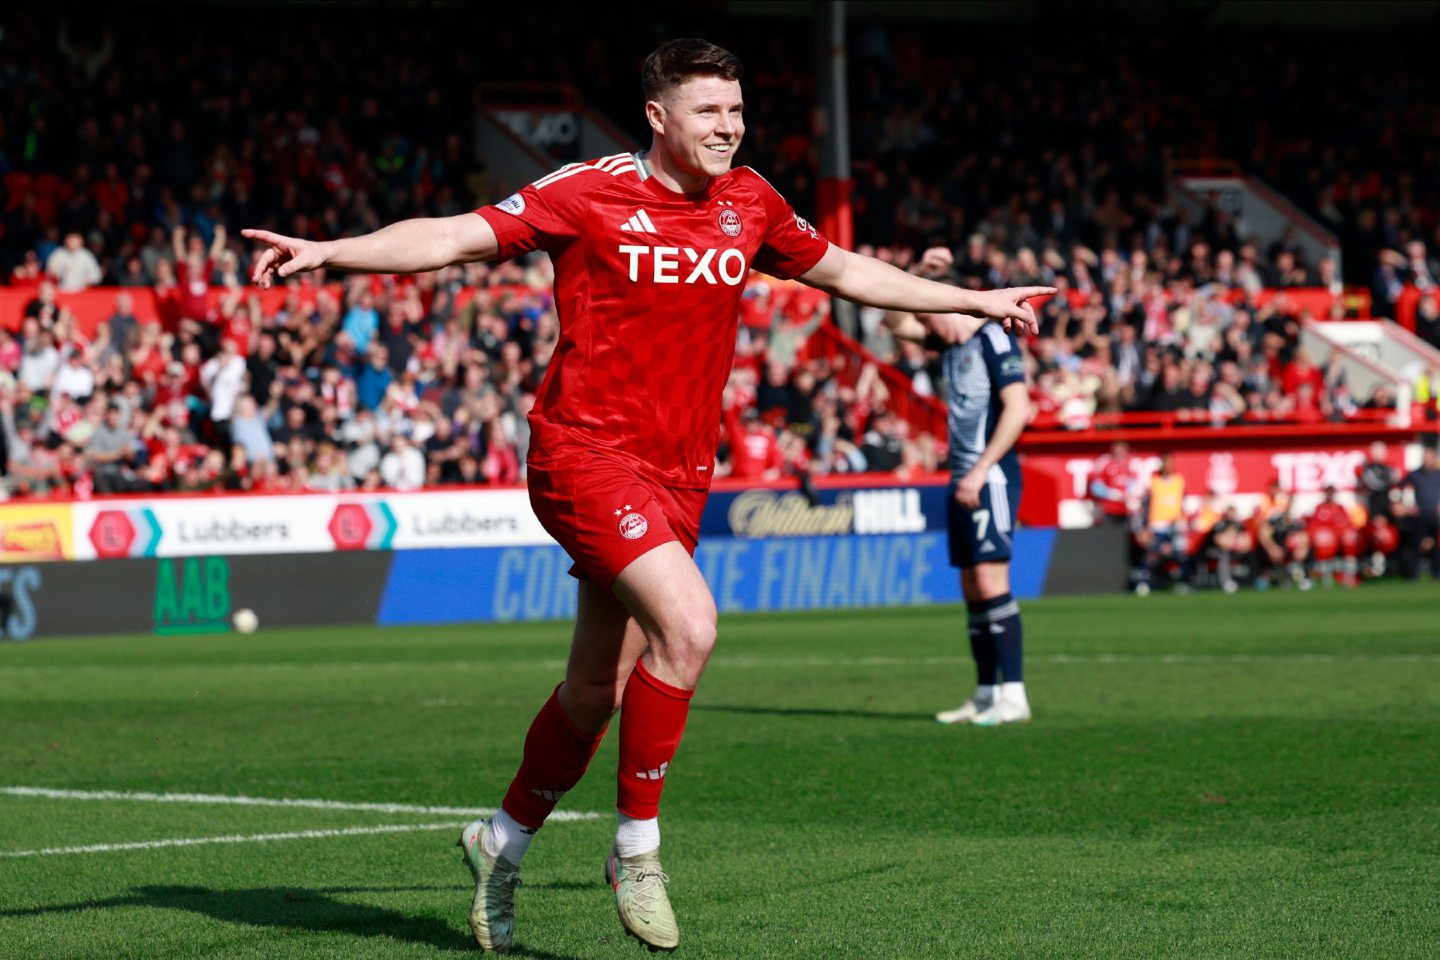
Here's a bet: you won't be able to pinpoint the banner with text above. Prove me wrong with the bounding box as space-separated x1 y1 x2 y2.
376 528 1061 625
700 483 946 539
0 502 74 563
1 552 393 640
1024 441 1414 528
70 489 554 560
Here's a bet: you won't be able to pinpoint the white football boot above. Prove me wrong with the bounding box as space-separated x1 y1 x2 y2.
935 697 993 724
972 698 1031 726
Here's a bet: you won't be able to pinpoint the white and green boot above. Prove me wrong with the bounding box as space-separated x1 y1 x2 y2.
458 819 521 953
605 845 679 952
935 698 991 724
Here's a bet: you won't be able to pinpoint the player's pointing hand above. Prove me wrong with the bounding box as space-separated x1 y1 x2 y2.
971 286 1056 336
967 286 1055 336
241 228 329 289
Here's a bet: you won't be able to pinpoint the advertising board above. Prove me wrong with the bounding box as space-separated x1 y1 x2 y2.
0 503 73 563
70 489 554 561
1025 441 1413 528
5 552 394 639
373 527 1106 626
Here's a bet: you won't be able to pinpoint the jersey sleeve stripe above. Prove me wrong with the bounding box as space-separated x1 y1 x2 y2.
531 162 587 188
596 153 633 172
532 154 628 189
532 158 635 191
981 324 1011 353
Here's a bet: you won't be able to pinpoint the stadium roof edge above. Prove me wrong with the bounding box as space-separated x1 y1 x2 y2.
726 0 1440 30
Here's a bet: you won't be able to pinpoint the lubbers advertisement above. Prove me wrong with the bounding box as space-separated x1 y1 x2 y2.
69 489 556 560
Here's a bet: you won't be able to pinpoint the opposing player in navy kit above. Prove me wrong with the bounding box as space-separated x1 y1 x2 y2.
888 276 1032 725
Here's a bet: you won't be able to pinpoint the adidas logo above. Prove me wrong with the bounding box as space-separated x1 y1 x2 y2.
530 787 567 802
981 540 997 552
633 761 669 781
621 209 659 234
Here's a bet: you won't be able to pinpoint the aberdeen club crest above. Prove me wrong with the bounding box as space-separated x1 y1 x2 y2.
615 504 649 541
717 208 742 238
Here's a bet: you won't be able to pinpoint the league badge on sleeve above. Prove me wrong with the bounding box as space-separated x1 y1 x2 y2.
497 193 526 216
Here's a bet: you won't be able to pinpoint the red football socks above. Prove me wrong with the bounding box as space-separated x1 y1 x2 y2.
616 659 693 820
500 685 607 830
501 662 694 828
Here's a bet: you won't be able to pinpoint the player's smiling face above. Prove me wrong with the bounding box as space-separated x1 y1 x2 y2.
654 75 745 183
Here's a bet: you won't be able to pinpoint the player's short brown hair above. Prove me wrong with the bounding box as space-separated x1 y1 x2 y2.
642 39 743 102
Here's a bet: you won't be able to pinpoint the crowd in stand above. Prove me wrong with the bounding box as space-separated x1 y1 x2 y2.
3 13 1440 502
8 220 1418 502
0 236 932 498
10 16 1440 291
857 234 1421 434
2 237 553 497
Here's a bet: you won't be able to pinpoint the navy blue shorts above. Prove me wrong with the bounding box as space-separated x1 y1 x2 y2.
947 473 1022 568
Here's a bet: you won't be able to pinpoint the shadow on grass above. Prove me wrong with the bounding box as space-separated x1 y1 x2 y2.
694 703 932 722
0 884 584 959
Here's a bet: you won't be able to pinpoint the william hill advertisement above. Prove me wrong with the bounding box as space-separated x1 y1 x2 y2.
703 483 944 539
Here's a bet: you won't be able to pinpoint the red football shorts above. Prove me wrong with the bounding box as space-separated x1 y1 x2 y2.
528 454 707 592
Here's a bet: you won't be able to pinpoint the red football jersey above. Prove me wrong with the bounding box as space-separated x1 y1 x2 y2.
1090 454 1133 517
1310 501 1351 532
476 152 829 488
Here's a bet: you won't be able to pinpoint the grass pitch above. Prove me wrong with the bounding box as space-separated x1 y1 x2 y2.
1 584 1438 959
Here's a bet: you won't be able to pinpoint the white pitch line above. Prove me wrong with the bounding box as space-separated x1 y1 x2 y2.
0 822 461 859
0 787 600 822
714 653 1440 668
4 652 1439 676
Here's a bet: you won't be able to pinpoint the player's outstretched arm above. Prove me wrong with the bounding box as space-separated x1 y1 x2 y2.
800 244 1053 336
242 214 500 289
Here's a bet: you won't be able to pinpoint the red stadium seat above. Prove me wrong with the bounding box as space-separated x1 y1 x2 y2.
1368 519 1399 556
4 171 32 211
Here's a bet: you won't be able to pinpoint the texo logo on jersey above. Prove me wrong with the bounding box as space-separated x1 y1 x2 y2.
618 245 747 285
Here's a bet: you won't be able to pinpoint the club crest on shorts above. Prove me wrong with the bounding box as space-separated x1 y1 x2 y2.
717 208 742 238
614 504 649 541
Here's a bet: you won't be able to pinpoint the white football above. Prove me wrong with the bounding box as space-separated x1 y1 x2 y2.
232 608 259 634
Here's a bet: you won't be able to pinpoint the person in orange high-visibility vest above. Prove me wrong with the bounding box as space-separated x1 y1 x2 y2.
1143 452 1188 588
